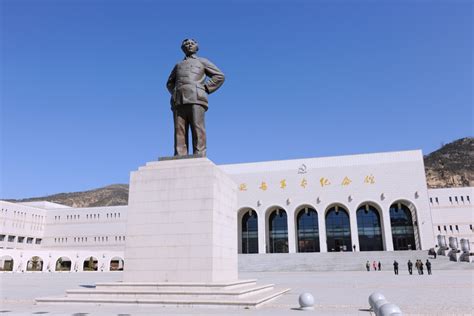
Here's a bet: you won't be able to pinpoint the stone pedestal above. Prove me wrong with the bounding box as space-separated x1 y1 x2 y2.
36 157 290 308
123 157 238 283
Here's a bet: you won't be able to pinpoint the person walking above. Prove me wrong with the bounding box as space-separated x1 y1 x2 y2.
366 261 370 271
420 261 424 275
434 251 437 259
426 259 432 275
416 260 421 274
393 260 399 275
378 261 382 271
407 260 413 275
373 260 377 271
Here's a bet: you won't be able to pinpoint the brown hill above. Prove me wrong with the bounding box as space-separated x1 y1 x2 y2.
424 137 473 188
8 184 129 208
6 138 473 207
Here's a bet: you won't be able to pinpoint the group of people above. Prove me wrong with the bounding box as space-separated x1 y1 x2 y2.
393 259 432 275
365 259 433 275
365 260 382 271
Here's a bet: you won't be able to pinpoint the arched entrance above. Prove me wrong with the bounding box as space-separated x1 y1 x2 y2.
296 206 320 252
110 257 124 271
326 205 351 252
55 256 72 271
0 255 14 271
27 256 43 272
390 202 417 250
268 208 288 253
83 256 98 271
241 209 258 254
356 204 384 251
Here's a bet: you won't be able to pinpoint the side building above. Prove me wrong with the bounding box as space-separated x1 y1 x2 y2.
1 150 472 272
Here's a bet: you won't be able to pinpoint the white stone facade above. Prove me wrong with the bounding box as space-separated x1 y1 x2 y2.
1 150 473 272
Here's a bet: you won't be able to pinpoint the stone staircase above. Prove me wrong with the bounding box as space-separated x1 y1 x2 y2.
36 279 290 308
238 251 473 272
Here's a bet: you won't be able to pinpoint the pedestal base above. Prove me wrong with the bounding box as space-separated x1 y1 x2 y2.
36 279 290 308
36 158 290 308
123 158 237 283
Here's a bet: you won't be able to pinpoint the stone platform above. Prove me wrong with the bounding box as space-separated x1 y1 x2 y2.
36 157 289 308
36 279 290 308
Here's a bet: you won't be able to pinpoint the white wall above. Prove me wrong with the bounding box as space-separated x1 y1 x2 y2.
0 201 46 250
429 187 474 248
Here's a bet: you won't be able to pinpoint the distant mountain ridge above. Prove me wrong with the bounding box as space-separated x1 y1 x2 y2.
6 137 473 207
8 184 129 208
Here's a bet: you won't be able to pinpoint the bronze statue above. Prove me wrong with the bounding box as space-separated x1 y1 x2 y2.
166 39 225 156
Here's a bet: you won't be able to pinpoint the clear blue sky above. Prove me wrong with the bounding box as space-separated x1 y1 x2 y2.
1 0 472 199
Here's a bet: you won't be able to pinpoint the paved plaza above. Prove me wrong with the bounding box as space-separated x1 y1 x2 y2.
1 268 473 315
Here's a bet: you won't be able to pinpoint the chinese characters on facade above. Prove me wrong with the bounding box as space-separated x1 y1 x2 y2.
238 175 376 191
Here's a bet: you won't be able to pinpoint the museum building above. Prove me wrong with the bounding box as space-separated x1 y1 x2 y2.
0 150 473 272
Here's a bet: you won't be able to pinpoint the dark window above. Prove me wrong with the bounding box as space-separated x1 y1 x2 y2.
297 207 320 253
470 224 473 230
429 197 433 203
449 197 452 203
326 206 352 252
357 205 383 251
444 225 447 231
268 209 288 253
7 236 15 242
455 225 459 231
455 196 458 203
0 235 5 241
241 210 258 254
449 225 453 231
435 197 439 203
467 196 471 202
438 225 441 231
35 238 42 245
389 203 416 250
461 196 464 202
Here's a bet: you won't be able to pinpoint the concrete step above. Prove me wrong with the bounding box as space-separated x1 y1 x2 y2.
94 279 257 291
238 251 473 272
36 280 290 308
65 284 275 299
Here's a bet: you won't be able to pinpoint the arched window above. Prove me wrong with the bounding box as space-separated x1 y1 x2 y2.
357 204 383 251
241 210 258 254
268 208 288 253
296 207 320 252
326 206 351 252
390 203 416 250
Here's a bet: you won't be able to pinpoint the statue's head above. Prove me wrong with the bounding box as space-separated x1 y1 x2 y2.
181 38 199 56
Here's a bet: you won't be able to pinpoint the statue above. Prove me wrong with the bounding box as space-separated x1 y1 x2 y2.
166 39 225 156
